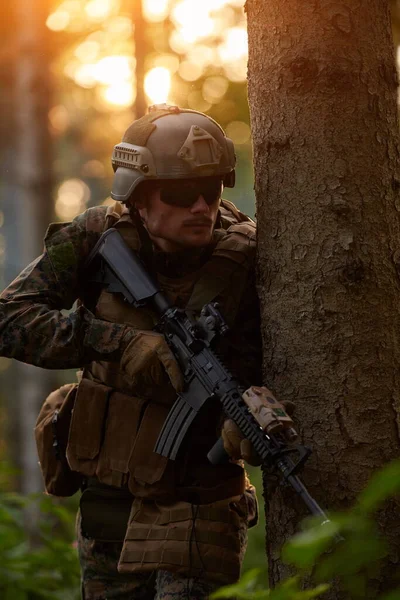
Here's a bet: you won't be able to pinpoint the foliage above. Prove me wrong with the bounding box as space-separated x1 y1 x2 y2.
214 459 400 600
0 460 399 599
0 490 80 600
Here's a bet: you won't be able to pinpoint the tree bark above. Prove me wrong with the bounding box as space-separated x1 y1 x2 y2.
246 0 400 596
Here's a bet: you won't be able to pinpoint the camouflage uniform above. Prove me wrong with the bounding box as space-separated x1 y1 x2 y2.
0 202 261 599
0 204 261 382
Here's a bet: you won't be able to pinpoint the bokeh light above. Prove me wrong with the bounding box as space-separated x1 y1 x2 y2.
106 16 132 35
226 121 251 145
101 82 135 107
55 179 91 220
48 105 70 134
74 40 100 63
46 10 70 31
219 27 248 62
84 0 116 21
94 56 133 85
179 61 203 82
82 160 106 178
145 67 171 104
172 1 214 43
47 0 249 109
143 0 171 22
202 76 229 104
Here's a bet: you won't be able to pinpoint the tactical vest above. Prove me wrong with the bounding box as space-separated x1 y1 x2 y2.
65 199 257 583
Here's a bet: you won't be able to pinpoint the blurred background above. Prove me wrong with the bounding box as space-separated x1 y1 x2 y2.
0 0 255 491
1 0 400 592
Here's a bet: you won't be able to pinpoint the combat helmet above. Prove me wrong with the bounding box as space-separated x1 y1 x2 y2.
111 104 236 203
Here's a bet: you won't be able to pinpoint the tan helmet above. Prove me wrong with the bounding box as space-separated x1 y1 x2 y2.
111 104 236 203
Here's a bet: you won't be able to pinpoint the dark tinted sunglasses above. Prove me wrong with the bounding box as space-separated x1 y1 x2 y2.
158 177 223 208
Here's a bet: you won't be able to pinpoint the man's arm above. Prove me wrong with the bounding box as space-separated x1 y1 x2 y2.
0 207 130 369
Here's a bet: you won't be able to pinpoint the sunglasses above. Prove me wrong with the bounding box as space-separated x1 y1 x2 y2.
158 177 223 208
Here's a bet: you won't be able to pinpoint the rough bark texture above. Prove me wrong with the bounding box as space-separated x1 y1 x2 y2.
246 0 400 596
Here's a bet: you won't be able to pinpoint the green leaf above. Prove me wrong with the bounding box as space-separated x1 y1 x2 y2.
211 568 269 599
268 577 329 600
357 459 400 514
315 535 387 581
282 519 340 568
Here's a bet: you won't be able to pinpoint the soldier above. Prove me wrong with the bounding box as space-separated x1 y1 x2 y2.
0 105 262 599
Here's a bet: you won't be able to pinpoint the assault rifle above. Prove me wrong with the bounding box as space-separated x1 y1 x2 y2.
86 228 331 522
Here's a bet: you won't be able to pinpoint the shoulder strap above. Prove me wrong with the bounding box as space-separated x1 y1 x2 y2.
186 220 256 318
103 200 141 251
219 198 255 229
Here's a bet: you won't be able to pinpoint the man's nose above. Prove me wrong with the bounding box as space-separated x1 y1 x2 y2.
190 194 209 213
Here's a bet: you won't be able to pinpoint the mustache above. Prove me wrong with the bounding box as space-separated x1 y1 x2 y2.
183 218 213 226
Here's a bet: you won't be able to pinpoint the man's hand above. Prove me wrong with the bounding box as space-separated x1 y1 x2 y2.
221 419 262 466
221 399 296 466
121 330 184 391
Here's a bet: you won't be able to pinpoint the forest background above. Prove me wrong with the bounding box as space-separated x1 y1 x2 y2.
1 1 400 598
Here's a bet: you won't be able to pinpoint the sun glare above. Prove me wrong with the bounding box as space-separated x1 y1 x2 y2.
102 82 135 107
219 27 248 61
172 1 214 43
94 56 133 85
144 67 171 104
52 0 249 109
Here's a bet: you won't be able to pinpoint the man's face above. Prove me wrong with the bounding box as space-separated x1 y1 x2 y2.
136 178 222 252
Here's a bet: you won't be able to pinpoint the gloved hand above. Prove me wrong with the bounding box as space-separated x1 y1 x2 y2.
120 330 184 392
221 400 296 467
221 419 262 466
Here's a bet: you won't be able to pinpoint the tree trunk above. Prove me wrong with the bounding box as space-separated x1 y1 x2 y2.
133 0 147 118
6 0 54 495
246 0 400 596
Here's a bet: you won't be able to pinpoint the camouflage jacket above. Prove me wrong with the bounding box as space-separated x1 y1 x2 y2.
0 204 262 385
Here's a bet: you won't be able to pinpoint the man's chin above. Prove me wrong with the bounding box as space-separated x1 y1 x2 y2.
182 232 213 248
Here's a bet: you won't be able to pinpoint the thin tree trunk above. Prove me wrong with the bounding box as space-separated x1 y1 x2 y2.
133 0 147 117
8 0 54 495
246 0 400 596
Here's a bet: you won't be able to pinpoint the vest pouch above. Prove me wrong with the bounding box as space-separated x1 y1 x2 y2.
95 391 147 488
66 378 112 477
34 383 83 497
118 494 248 584
127 402 173 497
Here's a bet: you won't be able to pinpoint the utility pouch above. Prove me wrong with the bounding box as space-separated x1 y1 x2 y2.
34 383 82 497
96 390 148 488
67 377 149 489
66 378 112 477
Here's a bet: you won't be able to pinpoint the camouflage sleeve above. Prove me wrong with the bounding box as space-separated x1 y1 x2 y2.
0 206 130 369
